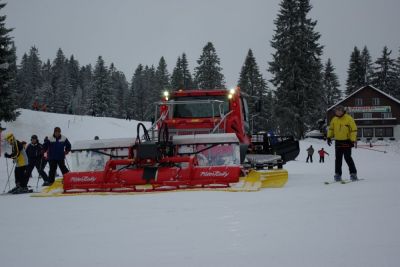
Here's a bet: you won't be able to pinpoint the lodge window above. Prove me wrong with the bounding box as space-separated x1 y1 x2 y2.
375 128 384 137
375 127 393 137
357 128 362 137
363 113 372 119
355 98 363 106
363 128 373 137
372 98 380 106
381 112 392 118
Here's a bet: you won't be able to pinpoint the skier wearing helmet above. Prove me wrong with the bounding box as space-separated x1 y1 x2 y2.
327 105 358 182
3 133 31 194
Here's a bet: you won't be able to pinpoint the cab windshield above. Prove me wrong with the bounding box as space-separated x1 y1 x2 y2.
172 96 229 118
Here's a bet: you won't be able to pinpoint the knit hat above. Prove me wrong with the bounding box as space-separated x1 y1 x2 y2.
5 132 14 142
335 105 345 112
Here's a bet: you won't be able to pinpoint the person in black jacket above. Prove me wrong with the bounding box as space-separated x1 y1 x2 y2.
25 135 49 185
42 127 71 186
41 136 49 171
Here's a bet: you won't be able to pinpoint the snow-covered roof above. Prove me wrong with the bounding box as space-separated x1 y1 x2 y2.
327 85 400 111
172 133 239 145
72 138 135 151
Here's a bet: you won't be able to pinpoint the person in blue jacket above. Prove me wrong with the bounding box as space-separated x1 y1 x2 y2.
42 127 71 186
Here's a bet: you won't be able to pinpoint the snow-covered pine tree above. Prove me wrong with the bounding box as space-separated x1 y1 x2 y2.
67 55 80 96
194 42 225 89
51 48 72 113
394 48 400 99
6 42 18 112
371 46 398 95
181 53 193 89
70 86 84 115
79 64 93 115
155 56 170 95
70 62 93 116
109 63 129 118
361 46 373 85
171 56 184 90
0 2 18 121
16 47 43 109
171 53 193 90
238 49 270 132
15 54 31 108
27 46 43 107
269 0 324 138
41 59 51 84
346 47 365 95
92 56 113 117
36 59 52 110
322 58 341 110
130 64 145 120
142 65 157 120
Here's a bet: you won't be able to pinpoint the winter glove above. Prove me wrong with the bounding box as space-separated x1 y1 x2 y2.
4 152 10 158
347 140 354 148
327 138 332 146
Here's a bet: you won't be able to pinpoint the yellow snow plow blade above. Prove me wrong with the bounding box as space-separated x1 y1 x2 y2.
229 169 288 192
32 178 64 197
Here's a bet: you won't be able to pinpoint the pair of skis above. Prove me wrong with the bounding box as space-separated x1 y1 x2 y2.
324 178 364 185
1 187 35 196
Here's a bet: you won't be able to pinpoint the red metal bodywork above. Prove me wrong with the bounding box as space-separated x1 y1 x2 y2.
63 156 241 193
161 88 251 145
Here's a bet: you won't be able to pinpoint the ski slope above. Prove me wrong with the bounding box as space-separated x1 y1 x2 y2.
1 109 400 267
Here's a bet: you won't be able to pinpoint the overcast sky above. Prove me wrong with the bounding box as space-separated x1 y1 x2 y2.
5 0 400 91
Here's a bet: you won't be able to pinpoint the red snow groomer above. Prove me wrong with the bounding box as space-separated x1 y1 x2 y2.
47 87 298 196
63 128 243 193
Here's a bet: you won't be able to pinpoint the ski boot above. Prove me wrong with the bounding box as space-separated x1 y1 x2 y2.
42 181 53 186
350 173 358 181
334 174 342 182
12 187 31 194
7 186 20 194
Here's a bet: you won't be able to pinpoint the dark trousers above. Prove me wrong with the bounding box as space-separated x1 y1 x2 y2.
306 155 313 163
319 156 325 163
15 166 29 188
48 160 69 183
335 146 357 175
41 159 48 171
26 160 49 182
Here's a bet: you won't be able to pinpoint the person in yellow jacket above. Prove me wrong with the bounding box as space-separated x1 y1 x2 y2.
4 132 30 194
327 105 358 182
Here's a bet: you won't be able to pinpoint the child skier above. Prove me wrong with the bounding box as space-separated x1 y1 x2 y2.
318 148 329 163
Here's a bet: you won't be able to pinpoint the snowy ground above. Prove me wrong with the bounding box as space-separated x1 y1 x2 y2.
1 110 400 267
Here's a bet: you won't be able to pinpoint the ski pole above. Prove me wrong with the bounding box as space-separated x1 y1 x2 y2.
65 158 71 171
3 159 15 193
36 173 41 191
357 146 387 153
36 158 43 190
